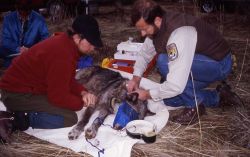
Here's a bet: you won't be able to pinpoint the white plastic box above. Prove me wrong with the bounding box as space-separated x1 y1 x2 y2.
114 40 143 61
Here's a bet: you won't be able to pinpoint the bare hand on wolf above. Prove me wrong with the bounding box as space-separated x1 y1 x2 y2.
133 88 151 101
81 91 96 107
126 76 141 92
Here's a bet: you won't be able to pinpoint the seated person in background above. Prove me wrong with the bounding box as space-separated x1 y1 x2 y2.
0 0 49 68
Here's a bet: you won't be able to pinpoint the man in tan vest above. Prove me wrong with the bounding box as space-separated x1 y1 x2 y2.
126 0 242 125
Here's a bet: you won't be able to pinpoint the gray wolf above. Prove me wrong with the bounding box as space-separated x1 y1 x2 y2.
68 66 150 140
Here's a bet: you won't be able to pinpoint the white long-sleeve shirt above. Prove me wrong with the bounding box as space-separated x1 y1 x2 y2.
133 26 197 101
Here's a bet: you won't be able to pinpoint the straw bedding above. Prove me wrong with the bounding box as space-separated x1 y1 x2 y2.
0 1 249 156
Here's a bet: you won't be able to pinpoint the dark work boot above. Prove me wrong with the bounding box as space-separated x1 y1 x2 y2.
216 81 245 109
12 112 30 131
171 104 206 125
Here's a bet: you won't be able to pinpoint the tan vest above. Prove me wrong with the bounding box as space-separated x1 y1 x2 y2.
153 12 230 61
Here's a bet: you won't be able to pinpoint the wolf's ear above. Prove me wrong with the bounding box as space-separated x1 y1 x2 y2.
126 92 139 103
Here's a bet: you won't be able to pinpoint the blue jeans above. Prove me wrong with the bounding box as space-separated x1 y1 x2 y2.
1 90 77 129
156 53 232 108
28 112 64 129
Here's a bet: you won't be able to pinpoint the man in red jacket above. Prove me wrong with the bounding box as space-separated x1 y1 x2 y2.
0 15 103 129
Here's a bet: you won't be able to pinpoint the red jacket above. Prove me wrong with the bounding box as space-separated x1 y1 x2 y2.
0 33 86 111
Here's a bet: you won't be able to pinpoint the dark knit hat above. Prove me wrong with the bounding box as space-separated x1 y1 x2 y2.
72 15 103 48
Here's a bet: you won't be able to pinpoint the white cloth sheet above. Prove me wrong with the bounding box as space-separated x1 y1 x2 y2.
0 71 171 157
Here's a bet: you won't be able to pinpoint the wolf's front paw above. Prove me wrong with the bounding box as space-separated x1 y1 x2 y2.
68 127 82 140
85 127 97 139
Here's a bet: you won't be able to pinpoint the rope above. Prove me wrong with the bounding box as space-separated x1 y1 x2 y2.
85 115 130 157
85 117 106 157
85 100 136 156
85 138 105 157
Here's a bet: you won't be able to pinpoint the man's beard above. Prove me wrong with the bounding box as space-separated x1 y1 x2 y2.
147 25 159 39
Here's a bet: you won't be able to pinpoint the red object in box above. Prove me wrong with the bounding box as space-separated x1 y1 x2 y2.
108 55 157 77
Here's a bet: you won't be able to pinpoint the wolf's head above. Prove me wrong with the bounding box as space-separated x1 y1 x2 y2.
125 92 139 106
125 92 148 113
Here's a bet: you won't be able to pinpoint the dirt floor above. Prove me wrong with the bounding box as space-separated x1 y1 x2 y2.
0 1 250 157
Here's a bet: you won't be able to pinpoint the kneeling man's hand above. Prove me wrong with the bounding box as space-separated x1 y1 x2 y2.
133 88 151 101
81 91 96 107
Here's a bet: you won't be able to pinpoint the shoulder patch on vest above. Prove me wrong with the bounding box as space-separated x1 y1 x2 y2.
166 43 178 61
